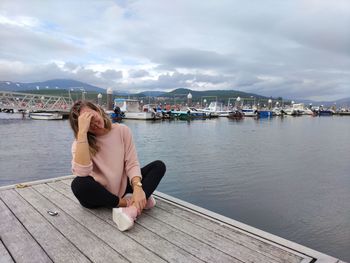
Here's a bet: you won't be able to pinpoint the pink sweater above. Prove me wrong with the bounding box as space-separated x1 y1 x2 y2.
71 123 142 197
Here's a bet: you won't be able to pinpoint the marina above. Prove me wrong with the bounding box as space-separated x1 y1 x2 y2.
0 116 349 261
1 91 349 121
0 176 345 263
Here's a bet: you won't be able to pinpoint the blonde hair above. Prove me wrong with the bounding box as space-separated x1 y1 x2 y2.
69 100 112 155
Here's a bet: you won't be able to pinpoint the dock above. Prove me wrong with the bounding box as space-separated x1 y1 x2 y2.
0 175 345 263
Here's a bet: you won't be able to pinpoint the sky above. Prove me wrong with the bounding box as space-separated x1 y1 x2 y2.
0 0 349 101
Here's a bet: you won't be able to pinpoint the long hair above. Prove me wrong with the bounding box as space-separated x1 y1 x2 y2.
69 100 112 156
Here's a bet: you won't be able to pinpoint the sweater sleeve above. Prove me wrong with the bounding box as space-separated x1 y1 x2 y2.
71 141 93 176
122 125 142 182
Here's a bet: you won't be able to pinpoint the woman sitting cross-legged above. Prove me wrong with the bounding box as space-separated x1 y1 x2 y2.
69 100 166 231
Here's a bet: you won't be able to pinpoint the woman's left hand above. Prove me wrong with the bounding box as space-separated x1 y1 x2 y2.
132 187 147 215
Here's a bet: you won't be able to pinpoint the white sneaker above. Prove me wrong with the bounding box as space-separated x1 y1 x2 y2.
112 206 137 231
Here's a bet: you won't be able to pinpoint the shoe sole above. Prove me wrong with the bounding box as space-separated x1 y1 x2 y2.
112 208 134 231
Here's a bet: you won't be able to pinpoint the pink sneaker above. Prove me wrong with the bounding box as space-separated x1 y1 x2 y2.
144 196 156 210
123 194 156 210
112 206 137 231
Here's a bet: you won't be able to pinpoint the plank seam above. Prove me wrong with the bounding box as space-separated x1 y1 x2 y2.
155 193 317 262
10 189 93 263
30 184 134 263
45 181 192 263
0 237 15 262
0 193 54 262
143 208 271 263
153 202 303 263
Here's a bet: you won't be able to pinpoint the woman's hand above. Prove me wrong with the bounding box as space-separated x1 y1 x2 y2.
132 187 146 215
78 112 93 134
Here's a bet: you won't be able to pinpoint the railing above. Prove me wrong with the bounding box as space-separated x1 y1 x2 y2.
0 91 73 111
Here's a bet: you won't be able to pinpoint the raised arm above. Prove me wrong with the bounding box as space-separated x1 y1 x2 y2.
74 112 93 165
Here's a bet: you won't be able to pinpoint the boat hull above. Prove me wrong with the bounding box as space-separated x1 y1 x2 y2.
124 112 156 120
30 112 63 120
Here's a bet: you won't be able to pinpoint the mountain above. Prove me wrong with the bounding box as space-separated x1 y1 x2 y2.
140 91 166 97
335 97 350 107
165 88 267 100
293 97 350 107
0 79 105 93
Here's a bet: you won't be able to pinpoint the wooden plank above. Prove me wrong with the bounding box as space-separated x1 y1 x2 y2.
154 192 338 263
42 182 204 263
0 239 14 263
51 181 292 263
155 197 306 263
144 204 299 263
15 187 128 263
48 181 241 263
0 175 74 191
33 183 168 263
61 178 73 186
0 198 52 263
0 189 90 263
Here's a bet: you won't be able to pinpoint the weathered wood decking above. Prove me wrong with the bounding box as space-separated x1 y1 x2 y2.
0 175 344 263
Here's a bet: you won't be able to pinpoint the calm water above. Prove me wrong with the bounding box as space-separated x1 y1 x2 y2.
0 116 349 261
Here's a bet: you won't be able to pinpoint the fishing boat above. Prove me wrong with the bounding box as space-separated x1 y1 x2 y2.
257 110 274 118
284 103 312 116
0 109 26 119
241 108 257 117
168 107 209 120
227 110 244 120
201 101 233 117
113 99 157 120
29 112 63 120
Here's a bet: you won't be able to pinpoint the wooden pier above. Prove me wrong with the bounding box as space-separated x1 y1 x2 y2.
0 175 345 263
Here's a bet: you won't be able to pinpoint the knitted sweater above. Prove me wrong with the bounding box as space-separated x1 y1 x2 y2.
71 123 142 197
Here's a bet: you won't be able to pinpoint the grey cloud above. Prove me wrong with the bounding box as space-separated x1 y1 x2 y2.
128 69 149 78
64 62 79 70
153 48 234 69
100 69 123 80
0 24 82 63
0 0 349 100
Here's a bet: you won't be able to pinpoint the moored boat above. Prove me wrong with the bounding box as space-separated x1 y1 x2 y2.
241 108 257 117
29 112 63 120
201 101 233 117
114 98 158 120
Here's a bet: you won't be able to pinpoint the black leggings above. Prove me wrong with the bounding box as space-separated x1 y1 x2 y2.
71 160 166 208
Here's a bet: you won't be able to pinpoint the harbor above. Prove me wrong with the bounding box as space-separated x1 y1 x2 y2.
0 116 349 261
1 1 349 261
0 175 345 263
1 90 349 121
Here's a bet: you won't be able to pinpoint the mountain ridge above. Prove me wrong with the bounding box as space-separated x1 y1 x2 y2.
1 78 349 106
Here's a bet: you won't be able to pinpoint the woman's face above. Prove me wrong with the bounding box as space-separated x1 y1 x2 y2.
80 106 105 135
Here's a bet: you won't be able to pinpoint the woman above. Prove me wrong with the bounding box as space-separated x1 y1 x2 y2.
69 100 166 231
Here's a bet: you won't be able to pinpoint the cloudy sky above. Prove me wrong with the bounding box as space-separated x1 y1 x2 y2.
0 0 349 100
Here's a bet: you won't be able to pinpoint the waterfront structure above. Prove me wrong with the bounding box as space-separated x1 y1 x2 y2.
107 88 113 110
187 92 192 106
0 91 73 112
0 175 344 263
97 93 102 106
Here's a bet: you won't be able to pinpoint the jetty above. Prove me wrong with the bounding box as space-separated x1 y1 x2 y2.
0 175 344 263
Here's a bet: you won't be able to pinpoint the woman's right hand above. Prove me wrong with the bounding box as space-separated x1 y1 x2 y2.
78 112 93 134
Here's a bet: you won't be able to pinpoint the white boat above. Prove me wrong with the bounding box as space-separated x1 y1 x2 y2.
272 107 284 116
292 103 313 115
284 103 313 115
0 109 26 119
114 99 156 120
202 101 232 117
29 112 63 120
241 108 257 117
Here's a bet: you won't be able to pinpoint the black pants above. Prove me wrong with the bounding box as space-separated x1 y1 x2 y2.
71 160 166 208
